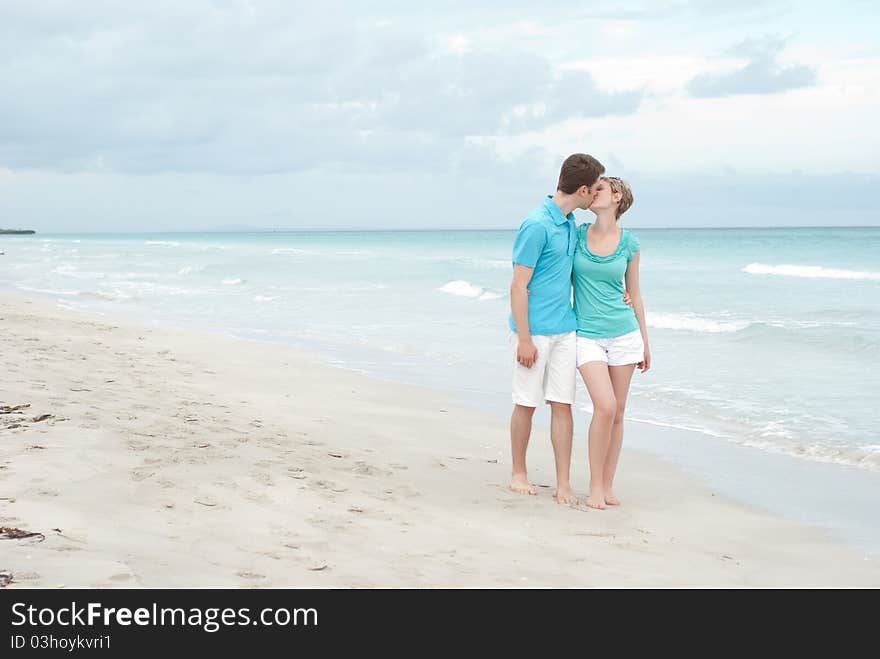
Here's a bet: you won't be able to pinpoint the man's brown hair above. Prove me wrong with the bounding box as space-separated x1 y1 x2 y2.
557 154 605 194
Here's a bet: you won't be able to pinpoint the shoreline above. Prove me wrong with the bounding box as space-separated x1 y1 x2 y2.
1 289 878 587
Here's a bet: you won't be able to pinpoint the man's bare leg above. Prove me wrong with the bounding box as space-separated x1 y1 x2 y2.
578 362 617 510
604 364 636 505
548 402 577 504
510 404 537 495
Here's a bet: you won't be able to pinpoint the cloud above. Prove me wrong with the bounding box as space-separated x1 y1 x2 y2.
687 35 816 97
0 3 645 176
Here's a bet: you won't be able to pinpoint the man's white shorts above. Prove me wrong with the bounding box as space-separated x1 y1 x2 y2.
510 331 577 407
576 329 645 367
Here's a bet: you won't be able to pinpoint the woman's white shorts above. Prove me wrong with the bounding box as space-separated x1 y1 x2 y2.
576 329 644 367
510 331 577 407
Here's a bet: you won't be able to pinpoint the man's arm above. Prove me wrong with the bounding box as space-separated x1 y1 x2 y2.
511 264 538 368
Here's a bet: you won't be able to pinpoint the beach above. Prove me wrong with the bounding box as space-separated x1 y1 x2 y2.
2 289 878 588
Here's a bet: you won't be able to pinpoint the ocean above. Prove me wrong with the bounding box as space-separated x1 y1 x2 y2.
2 227 879 548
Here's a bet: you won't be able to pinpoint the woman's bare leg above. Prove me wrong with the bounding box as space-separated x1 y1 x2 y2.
578 362 616 510
604 364 636 505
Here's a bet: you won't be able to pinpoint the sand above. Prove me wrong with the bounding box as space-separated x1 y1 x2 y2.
1 289 878 587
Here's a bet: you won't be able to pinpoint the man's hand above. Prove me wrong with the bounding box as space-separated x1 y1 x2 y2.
623 290 633 307
517 338 538 369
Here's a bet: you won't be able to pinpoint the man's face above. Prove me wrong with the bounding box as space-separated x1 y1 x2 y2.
575 181 599 210
575 184 595 210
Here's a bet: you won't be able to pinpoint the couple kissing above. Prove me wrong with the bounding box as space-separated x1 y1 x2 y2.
508 153 651 510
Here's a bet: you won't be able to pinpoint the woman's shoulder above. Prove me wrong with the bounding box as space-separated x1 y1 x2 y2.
623 228 640 258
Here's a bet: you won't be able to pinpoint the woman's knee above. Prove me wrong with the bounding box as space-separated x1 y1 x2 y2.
593 397 617 421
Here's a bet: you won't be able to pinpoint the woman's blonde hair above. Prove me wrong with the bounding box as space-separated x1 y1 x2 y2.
603 176 633 220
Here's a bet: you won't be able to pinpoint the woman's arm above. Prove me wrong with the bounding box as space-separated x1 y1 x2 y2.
624 251 650 372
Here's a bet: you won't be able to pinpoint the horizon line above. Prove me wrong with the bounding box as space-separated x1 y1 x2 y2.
14 225 880 235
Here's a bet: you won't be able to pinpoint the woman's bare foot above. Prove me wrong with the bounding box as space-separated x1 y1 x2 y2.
552 485 578 505
510 473 537 495
586 487 606 510
604 492 621 506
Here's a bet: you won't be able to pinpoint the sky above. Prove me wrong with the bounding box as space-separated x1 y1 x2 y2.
0 0 878 232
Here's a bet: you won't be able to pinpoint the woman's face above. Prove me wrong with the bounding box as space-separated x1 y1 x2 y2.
589 179 617 212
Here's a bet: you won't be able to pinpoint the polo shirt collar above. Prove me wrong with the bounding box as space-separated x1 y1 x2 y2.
545 195 577 256
545 195 575 225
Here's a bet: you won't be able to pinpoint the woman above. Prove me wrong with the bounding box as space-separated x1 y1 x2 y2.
572 176 650 510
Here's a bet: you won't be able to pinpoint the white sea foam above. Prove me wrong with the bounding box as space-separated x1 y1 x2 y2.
734 435 880 472
17 285 80 296
629 412 880 471
647 312 750 333
221 278 244 285
437 280 503 300
269 248 310 255
743 263 880 280
438 281 483 298
295 284 388 292
76 290 126 302
626 416 730 438
253 295 279 302
145 240 181 247
470 258 509 269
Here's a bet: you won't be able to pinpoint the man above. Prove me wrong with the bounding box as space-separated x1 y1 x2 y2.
508 153 605 505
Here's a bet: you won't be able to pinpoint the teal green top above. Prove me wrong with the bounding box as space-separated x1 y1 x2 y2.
573 223 641 339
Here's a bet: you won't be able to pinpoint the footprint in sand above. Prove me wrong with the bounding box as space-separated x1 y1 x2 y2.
286 467 307 480
12 571 40 582
251 472 274 486
312 480 348 494
236 571 265 580
352 461 378 476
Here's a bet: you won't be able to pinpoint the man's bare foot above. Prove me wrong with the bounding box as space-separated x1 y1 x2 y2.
586 487 606 510
510 474 537 495
605 492 620 506
552 485 578 505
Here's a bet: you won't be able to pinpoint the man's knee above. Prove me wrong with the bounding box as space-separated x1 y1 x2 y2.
513 404 537 418
548 401 572 416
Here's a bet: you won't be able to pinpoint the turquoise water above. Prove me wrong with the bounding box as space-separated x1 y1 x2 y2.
2 227 877 476
4 226 880 552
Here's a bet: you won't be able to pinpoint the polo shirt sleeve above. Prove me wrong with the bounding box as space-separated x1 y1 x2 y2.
512 220 547 268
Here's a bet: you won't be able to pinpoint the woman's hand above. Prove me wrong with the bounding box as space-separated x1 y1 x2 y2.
638 346 651 373
623 290 633 307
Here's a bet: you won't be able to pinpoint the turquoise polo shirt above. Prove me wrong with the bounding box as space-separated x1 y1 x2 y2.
508 196 578 336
